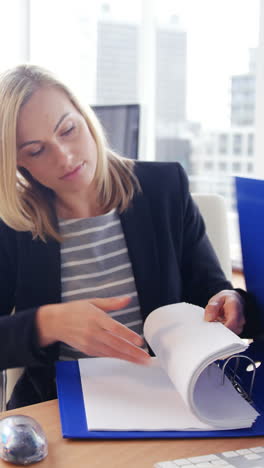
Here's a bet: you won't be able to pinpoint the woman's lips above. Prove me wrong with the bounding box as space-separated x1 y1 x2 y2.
60 162 85 180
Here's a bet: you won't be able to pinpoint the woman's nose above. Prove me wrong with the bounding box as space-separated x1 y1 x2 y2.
53 143 73 166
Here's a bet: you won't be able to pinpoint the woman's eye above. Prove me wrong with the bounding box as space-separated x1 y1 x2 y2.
62 125 75 136
29 147 44 157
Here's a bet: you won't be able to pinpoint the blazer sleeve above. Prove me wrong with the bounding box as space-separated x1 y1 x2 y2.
0 223 56 370
177 165 233 306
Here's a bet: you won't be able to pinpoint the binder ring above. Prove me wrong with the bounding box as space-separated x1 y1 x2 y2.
221 354 256 401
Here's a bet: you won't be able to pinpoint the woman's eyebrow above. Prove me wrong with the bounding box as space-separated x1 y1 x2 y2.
53 112 70 132
18 139 41 150
18 113 71 149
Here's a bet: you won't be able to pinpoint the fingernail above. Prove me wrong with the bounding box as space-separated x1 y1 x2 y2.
205 313 214 321
140 355 151 364
134 336 144 345
118 296 130 302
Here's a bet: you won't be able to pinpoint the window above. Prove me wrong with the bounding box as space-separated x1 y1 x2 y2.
247 162 254 172
232 162 241 172
248 133 254 155
218 134 228 154
0 0 262 268
0 0 29 71
204 161 213 170
205 142 214 155
233 133 243 155
219 162 227 171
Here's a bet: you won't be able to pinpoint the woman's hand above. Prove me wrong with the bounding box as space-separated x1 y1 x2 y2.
36 296 150 365
204 290 246 335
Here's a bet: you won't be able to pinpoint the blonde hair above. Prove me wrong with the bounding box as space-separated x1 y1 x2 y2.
0 64 140 241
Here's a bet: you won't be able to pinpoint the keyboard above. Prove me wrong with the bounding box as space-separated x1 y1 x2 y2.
154 446 264 467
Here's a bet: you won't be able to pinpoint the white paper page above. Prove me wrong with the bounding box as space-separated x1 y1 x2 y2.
79 357 212 431
78 357 258 431
144 302 248 414
193 363 259 428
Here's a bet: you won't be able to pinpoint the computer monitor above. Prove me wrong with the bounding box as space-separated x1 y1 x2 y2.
91 104 140 160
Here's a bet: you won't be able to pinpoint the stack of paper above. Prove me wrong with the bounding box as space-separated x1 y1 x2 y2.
78 303 259 432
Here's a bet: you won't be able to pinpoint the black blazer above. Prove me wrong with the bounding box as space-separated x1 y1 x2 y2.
0 162 257 408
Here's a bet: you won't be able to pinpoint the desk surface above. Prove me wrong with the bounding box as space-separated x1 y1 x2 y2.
0 400 264 468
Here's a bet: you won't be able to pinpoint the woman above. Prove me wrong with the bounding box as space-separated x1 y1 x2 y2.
0 64 254 408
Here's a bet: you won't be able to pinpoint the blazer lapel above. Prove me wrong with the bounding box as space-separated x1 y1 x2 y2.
120 192 161 321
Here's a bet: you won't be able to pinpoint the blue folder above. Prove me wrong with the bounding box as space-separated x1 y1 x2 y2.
56 340 264 439
236 176 264 320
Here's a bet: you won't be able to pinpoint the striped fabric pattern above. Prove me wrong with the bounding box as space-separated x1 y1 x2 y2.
58 209 145 360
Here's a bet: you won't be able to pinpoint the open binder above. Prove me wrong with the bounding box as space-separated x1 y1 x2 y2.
56 316 264 439
56 341 264 439
236 176 264 319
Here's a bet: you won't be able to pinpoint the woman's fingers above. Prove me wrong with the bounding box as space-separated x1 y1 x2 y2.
77 311 149 364
219 298 245 334
37 295 151 364
88 296 132 312
204 295 226 322
65 323 150 365
87 297 145 347
204 290 246 334
88 334 150 364
99 314 144 347
95 328 150 363
61 296 149 363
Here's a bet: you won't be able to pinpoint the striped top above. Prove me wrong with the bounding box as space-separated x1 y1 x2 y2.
58 209 144 360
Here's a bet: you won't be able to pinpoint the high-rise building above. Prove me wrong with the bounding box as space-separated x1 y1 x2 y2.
192 48 257 199
96 12 188 163
155 21 189 167
231 75 255 126
231 48 256 126
96 21 139 105
190 127 255 206
156 23 187 129
189 124 255 267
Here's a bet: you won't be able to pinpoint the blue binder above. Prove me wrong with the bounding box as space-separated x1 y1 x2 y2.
236 176 264 320
56 340 264 439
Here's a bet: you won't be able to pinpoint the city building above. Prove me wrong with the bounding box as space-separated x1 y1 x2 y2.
231 48 256 126
189 125 255 266
155 20 188 166
231 75 255 126
191 48 257 202
190 127 255 209
155 21 187 129
96 11 188 164
96 21 139 105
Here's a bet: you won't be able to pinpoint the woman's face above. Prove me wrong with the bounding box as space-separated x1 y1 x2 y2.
17 86 98 197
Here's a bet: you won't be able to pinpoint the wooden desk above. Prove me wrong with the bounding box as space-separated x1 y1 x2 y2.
0 400 263 468
232 269 246 289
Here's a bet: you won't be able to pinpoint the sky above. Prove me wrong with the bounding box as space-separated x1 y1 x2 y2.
174 0 260 128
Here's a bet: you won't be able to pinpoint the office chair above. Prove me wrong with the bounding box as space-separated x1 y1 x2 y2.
192 192 232 281
0 192 232 412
